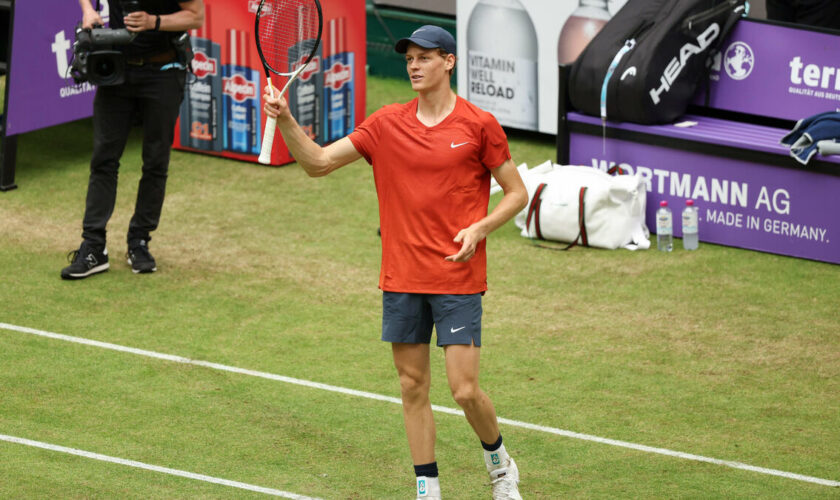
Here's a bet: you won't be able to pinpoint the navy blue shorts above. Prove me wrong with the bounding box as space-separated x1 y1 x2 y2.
382 292 483 347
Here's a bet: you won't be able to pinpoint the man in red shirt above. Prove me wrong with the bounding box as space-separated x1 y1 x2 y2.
263 25 527 499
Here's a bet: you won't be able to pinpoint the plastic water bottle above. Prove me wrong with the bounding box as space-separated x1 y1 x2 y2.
656 200 673 252
682 199 699 250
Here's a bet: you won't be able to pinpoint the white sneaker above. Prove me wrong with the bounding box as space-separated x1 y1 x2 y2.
416 476 441 499
489 457 522 500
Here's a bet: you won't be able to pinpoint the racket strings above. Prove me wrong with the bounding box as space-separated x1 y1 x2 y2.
257 0 321 75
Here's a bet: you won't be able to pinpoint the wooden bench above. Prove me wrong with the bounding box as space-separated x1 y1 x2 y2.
556 18 840 265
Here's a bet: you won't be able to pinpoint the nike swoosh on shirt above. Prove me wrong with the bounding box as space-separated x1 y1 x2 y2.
450 326 466 333
450 141 470 149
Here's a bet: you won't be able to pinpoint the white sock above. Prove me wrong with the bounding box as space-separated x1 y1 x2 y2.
416 476 440 498
484 443 510 472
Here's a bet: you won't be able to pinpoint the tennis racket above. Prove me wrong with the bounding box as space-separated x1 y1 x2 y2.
255 0 323 164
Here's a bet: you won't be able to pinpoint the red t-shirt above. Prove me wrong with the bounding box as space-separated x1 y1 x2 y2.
348 96 511 294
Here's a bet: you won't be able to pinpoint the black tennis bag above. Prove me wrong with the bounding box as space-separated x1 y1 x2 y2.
568 0 746 125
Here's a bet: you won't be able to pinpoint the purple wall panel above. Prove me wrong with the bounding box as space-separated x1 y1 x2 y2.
569 132 839 264
697 19 840 121
6 0 98 136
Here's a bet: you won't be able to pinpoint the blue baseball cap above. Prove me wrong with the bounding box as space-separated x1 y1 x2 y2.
395 25 456 55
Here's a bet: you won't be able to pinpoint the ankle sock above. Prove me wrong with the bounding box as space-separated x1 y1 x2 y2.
482 435 509 472
414 462 439 478
481 434 503 452
415 462 440 497
415 475 440 497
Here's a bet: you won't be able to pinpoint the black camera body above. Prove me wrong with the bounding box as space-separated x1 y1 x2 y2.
70 24 137 86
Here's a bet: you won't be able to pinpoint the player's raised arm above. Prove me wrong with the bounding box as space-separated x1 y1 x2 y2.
263 86 361 177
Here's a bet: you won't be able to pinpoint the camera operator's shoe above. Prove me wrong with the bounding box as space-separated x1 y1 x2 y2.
489 457 522 500
61 242 109 280
127 239 157 274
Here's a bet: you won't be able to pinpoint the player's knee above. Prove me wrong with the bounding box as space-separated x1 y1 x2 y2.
398 371 430 400
450 384 480 409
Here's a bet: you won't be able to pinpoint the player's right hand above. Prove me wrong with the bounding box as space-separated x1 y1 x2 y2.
262 85 290 119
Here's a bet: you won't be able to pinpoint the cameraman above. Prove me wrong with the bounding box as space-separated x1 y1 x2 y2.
61 0 204 279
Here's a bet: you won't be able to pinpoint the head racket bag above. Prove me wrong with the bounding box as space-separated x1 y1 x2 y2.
568 0 746 125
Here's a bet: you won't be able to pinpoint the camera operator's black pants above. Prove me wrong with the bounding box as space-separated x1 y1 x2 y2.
82 65 186 248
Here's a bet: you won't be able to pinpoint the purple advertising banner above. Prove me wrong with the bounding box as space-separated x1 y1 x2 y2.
5 0 103 136
569 132 839 265
696 19 840 121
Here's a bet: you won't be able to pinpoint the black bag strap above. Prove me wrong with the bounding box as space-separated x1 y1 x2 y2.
682 0 746 37
686 0 747 107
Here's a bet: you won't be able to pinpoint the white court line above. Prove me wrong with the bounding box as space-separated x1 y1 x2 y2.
2 322 839 489
0 434 321 499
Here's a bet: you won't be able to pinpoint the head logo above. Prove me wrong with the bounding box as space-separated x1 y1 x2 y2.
325 61 351 90
491 452 500 465
417 479 426 495
223 74 257 102
191 51 218 79
649 22 720 104
723 42 754 80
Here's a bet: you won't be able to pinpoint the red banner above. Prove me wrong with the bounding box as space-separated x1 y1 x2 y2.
173 0 367 166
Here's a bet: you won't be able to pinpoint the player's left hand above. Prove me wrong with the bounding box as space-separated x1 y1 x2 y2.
445 225 486 262
124 11 155 32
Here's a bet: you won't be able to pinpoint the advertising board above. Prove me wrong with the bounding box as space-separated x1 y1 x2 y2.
5 0 99 136
456 0 627 134
4 0 364 167
173 0 366 165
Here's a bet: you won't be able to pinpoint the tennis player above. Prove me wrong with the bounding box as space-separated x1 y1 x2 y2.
263 25 527 500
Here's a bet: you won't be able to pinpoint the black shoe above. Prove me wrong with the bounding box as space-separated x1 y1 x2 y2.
61 242 109 280
127 239 157 274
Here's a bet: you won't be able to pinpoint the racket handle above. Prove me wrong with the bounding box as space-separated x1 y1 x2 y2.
258 116 277 165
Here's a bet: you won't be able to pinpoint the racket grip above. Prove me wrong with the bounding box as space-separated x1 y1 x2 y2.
258 116 278 165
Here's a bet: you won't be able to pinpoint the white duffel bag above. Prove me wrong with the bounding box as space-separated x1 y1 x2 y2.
508 162 650 250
